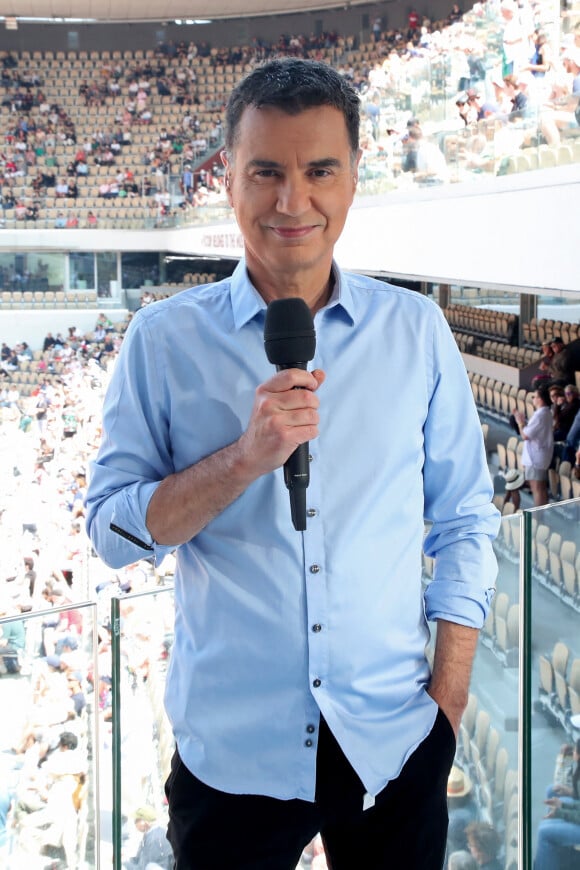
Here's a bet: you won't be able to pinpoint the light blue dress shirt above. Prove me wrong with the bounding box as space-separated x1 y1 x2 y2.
85 260 500 802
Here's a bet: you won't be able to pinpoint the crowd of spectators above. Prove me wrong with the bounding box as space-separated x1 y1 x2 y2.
0 315 179 865
2 0 578 228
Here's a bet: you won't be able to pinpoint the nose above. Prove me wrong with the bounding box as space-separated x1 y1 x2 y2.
275 173 310 217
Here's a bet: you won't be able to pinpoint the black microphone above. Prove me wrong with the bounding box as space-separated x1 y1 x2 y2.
264 298 316 532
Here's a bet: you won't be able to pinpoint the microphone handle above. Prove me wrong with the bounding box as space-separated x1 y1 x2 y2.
276 362 310 532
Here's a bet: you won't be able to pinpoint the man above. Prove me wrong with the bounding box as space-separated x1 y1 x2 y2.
550 384 579 442
465 822 502 869
86 58 499 870
0 601 25 674
548 336 578 386
124 805 174 870
539 47 580 145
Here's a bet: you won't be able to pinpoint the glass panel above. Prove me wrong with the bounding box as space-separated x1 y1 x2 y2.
444 511 521 869
96 252 118 300
0 252 65 293
0 602 99 869
111 585 175 869
527 499 580 869
121 252 160 290
70 252 95 291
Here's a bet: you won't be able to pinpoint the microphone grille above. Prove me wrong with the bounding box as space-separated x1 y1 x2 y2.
264 298 316 366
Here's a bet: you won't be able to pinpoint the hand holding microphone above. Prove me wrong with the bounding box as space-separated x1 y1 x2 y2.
264 298 319 531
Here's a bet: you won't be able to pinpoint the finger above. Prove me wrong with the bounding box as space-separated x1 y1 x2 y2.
280 407 320 430
260 389 320 415
262 369 321 394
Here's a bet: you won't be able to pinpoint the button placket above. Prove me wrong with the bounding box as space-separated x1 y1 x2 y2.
301 387 328 700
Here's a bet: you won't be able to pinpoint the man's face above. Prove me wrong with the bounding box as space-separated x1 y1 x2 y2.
222 104 360 298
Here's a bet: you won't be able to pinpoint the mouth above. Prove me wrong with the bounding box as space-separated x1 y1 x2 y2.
268 225 319 240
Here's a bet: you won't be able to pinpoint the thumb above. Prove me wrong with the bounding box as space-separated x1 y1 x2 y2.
311 369 326 389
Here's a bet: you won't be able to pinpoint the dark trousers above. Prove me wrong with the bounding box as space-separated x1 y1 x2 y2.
165 709 456 870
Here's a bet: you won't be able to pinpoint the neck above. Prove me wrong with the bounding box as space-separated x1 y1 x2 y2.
250 266 335 315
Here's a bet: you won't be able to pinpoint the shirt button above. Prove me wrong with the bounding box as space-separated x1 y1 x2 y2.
308 454 313 462
305 739 313 748
312 623 322 633
312 678 321 688
307 508 317 518
306 724 316 734
309 564 320 574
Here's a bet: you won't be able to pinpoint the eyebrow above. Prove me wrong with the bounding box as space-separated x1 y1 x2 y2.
246 158 344 170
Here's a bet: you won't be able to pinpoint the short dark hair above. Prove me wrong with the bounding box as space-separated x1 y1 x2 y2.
536 385 552 406
59 731 79 750
224 58 360 160
465 822 500 859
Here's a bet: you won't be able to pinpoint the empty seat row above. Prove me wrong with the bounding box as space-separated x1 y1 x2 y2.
502 141 580 174
533 523 580 608
445 304 518 341
468 372 533 421
479 340 540 368
522 318 580 347
538 641 580 737
481 590 519 668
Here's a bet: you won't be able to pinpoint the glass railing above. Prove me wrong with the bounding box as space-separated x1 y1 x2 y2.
0 601 99 869
444 510 522 869
109 589 175 870
1 498 579 867
524 498 580 870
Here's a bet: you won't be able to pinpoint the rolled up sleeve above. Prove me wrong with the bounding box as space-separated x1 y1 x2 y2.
422 309 500 628
85 312 176 569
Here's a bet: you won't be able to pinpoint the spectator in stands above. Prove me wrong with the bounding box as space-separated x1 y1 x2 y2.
513 386 553 506
407 125 449 184
523 30 553 83
565 407 580 462
500 0 528 76
42 332 56 352
124 805 173 870
465 822 502 870
54 178 68 198
54 211 66 228
87 211 98 228
447 766 478 857
534 752 580 870
551 384 579 442
549 337 578 386
539 48 580 145
86 57 499 870
546 740 579 800
501 467 525 512
448 852 477 870
0 600 25 674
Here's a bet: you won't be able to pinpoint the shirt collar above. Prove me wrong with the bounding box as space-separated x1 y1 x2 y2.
229 258 357 331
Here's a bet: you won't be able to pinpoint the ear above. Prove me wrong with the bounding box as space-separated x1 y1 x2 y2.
220 148 234 206
352 148 363 191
